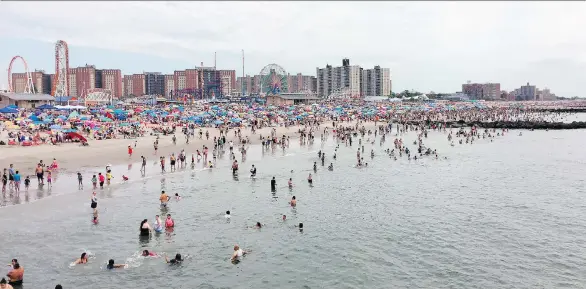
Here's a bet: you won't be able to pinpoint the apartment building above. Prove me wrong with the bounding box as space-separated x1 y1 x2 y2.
462 82 501 100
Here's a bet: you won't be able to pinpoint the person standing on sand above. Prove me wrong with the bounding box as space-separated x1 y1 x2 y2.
140 156 146 173
77 173 83 189
8 164 15 190
2 169 7 193
12 171 21 195
128 145 133 158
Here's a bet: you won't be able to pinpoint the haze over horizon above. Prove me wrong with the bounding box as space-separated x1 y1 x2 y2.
0 2 585 97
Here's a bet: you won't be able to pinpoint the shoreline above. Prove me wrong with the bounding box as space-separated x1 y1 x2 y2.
0 125 307 174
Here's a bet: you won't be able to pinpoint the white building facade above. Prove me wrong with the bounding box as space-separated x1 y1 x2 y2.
317 59 390 98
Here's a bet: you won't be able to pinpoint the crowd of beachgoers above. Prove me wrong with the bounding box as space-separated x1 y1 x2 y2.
1 98 586 288
0 99 584 147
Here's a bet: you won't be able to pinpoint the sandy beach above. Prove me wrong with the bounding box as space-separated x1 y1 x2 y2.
0 124 335 174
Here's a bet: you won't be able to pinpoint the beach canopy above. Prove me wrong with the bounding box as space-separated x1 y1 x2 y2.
37 104 56 110
0 107 18 114
64 132 87 142
5 105 17 109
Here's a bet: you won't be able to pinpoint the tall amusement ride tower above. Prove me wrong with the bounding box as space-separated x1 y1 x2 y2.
51 40 70 97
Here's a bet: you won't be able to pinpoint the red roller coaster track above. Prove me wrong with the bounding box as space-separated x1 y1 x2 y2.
52 40 70 97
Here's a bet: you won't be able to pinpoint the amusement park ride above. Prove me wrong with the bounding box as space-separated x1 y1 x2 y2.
259 64 288 96
6 40 70 98
6 42 318 104
7 56 36 94
52 40 69 98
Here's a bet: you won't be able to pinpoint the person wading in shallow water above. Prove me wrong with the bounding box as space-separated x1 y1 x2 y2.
0 278 14 289
230 245 248 263
6 260 23 286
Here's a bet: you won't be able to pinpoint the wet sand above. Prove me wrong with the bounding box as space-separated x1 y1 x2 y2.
0 125 303 174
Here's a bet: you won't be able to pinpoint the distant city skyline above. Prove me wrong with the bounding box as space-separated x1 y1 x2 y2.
0 2 585 96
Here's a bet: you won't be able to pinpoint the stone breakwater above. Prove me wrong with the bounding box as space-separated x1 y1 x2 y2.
531 108 586 113
402 120 586 130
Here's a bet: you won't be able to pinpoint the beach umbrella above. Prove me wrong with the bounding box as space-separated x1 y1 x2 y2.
50 124 62 130
37 104 56 110
0 107 18 114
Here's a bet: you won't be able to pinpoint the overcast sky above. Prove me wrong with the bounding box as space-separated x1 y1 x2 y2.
0 2 585 96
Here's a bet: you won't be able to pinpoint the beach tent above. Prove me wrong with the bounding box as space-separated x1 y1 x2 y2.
64 132 87 142
0 107 18 114
5 105 17 109
68 111 80 119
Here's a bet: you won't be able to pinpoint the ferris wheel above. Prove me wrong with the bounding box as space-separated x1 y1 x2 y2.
259 64 287 95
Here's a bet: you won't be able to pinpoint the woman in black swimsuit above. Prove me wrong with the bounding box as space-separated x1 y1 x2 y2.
139 219 152 236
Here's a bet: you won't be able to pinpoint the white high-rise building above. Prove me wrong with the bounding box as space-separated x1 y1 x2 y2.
316 58 362 98
361 66 391 96
317 59 391 98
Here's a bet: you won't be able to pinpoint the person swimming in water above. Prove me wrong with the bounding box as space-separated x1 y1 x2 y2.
250 165 256 177
142 250 157 257
225 210 231 220
73 253 89 265
328 163 333 171
174 193 181 200
106 259 126 269
164 253 183 265
296 222 304 232
307 174 313 184
288 178 293 188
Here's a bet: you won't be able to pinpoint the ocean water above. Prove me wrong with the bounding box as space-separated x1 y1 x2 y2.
1 127 585 289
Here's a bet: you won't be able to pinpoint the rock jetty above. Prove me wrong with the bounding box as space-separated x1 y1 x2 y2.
403 120 586 130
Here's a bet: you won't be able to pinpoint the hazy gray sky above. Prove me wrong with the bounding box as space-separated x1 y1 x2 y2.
0 2 585 96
